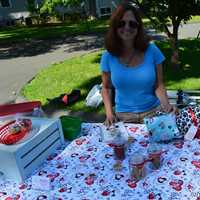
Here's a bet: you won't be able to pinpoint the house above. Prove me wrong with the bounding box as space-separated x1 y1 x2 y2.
0 0 29 25
53 0 122 19
85 0 121 18
0 0 122 26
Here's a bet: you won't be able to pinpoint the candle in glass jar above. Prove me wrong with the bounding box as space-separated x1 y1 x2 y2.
112 128 126 161
114 143 125 160
129 153 145 181
148 143 162 169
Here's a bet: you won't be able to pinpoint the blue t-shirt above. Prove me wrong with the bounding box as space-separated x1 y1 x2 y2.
100 43 165 113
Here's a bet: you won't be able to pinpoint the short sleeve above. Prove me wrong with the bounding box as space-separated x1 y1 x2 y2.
151 43 165 65
100 51 111 72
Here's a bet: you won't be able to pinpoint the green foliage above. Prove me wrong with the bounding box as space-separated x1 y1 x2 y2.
27 0 35 13
132 0 200 65
40 0 83 15
133 0 200 35
27 0 41 15
27 0 47 24
62 0 83 6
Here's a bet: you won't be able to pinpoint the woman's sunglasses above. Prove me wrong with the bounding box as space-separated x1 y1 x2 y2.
117 20 139 29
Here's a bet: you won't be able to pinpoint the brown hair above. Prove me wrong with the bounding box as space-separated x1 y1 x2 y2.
105 2 150 57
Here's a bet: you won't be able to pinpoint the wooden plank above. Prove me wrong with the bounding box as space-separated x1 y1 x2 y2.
23 139 61 178
167 90 200 105
167 90 200 98
20 130 60 167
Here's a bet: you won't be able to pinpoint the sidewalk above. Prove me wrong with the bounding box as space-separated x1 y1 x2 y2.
0 33 104 104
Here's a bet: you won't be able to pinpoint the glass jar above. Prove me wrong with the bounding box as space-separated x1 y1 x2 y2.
111 127 126 161
148 143 162 169
113 142 125 160
129 153 145 181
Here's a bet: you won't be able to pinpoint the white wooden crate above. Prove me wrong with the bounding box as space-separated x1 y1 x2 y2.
0 117 65 183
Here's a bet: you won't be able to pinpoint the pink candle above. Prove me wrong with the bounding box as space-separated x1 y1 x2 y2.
114 144 125 160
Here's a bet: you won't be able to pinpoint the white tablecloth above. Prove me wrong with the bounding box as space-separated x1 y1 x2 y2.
1 123 200 200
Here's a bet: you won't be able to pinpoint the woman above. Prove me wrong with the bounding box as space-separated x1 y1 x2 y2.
100 2 176 126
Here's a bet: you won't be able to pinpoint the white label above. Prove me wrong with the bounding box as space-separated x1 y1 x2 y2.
184 125 198 141
32 175 52 191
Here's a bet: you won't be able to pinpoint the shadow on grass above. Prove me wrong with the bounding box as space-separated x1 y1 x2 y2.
42 75 105 122
64 35 104 53
0 33 104 59
0 20 107 59
77 75 101 91
91 52 102 64
156 38 200 89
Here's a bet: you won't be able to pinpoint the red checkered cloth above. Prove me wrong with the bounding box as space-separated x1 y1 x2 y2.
0 119 32 145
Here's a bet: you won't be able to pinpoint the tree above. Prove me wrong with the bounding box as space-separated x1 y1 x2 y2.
40 0 83 15
88 0 96 18
27 0 41 16
132 0 200 68
40 0 98 19
27 0 44 24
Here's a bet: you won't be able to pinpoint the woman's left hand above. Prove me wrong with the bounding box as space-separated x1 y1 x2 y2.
162 104 179 115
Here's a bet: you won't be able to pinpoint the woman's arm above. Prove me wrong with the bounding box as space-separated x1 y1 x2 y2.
155 63 174 113
101 72 116 126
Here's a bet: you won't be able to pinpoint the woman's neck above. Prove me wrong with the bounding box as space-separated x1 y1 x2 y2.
122 46 135 57
122 41 135 55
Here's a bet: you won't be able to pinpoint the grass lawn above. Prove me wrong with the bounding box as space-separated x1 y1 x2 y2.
190 15 200 23
0 19 109 44
22 38 200 113
22 50 104 113
0 16 199 44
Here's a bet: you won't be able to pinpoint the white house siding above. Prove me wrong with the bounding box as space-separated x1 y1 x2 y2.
0 0 29 22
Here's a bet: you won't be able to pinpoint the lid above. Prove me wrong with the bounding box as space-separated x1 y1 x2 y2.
148 143 162 154
130 153 144 165
112 130 126 145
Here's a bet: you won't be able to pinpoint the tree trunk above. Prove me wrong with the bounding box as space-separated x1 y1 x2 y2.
170 23 179 69
164 20 180 69
88 0 96 18
133 0 182 69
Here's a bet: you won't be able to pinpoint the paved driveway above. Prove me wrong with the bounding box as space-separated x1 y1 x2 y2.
0 23 199 104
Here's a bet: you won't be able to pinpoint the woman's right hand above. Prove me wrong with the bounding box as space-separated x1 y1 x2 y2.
104 113 118 127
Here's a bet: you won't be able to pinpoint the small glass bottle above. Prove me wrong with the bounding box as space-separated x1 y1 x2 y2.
148 143 162 169
112 130 126 161
129 153 145 181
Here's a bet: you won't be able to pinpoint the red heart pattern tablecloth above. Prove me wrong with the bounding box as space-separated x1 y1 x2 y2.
1 123 200 200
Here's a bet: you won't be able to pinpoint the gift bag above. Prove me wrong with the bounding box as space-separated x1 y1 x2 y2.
176 105 200 138
85 84 103 108
144 114 182 142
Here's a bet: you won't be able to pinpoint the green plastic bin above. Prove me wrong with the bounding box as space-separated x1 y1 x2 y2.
60 116 82 141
